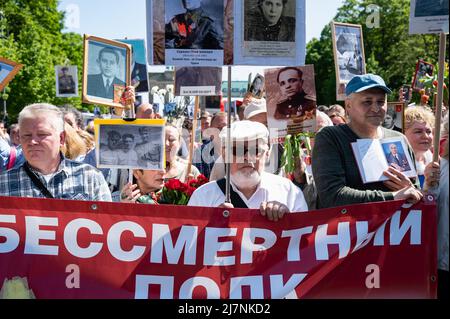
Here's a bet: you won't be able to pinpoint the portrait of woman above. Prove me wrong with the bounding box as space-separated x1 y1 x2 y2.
244 0 296 42
249 74 265 98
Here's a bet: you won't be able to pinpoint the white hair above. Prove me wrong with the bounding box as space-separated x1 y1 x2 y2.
19 103 64 133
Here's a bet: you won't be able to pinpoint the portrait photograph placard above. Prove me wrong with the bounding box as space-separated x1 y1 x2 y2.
383 102 404 133
265 65 317 144
55 65 78 97
147 0 225 67
331 21 366 101
0 57 23 91
409 0 449 34
94 118 166 170
116 39 149 93
248 73 265 98
82 35 131 108
234 0 306 66
174 66 222 96
412 59 434 91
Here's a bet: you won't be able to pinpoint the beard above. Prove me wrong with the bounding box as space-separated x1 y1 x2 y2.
230 167 261 190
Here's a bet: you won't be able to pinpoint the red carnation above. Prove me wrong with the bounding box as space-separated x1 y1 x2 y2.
165 178 181 191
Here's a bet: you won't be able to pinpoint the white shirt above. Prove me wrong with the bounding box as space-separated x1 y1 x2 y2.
188 172 308 212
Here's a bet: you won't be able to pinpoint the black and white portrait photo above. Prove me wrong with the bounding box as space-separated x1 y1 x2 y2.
244 0 296 42
174 66 222 96
95 120 165 170
55 65 78 97
332 22 366 83
249 73 265 98
409 0 449 34
382 102 403 133
82 35 131 108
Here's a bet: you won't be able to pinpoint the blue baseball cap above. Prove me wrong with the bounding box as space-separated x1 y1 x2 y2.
345 74 392 96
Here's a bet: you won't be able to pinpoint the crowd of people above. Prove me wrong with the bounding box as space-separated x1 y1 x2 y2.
0 73 448 298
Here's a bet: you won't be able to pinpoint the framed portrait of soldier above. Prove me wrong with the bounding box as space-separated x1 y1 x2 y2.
331 22 366 101
116 38 149 93
82 35 131 108
174 66 222 96
234 0 306 66
265 65 317 144
382 102 404 133
412 59 434 91
94 118 166 170
0 57 23 91
55 65 78 97
409 0 449 34
146 0 225 67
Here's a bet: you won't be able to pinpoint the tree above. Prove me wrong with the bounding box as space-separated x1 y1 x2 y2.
0 0 85 123
306 0 448 106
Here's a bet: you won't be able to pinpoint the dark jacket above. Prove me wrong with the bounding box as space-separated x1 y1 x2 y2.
87 74 125 99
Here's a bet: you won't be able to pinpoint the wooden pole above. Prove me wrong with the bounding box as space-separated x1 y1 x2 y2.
186 96 199 181
225 66 232 203
432 32 446 163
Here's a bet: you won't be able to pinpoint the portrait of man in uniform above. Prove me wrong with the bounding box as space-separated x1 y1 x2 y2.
55 65 78 97
165 0 224 50
273 67 315 120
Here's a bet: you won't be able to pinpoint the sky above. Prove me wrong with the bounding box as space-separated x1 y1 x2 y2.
58 0 345 80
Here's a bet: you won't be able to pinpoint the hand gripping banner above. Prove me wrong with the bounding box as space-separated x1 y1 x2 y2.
0 196 437 299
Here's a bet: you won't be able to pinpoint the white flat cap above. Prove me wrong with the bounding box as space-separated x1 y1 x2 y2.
244 98 267 120
219 120 269 144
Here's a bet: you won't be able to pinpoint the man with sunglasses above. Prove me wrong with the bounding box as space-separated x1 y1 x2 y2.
188 120 308 221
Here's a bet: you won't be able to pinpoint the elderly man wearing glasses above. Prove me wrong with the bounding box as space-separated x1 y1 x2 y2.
188 120 308 221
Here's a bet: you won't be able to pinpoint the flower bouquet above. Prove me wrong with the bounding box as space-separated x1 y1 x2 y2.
158 174 208 205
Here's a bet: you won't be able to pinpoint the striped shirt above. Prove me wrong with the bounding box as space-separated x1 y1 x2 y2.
0 156 112 201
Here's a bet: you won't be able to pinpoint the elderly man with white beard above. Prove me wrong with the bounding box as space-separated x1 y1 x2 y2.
188 121 308 221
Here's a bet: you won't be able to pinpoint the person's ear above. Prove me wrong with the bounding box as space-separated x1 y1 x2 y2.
59 131 66 147
133 169 143 181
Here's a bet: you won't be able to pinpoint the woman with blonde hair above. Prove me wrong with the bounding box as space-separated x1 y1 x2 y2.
165 124 200 182
404 105 435 188
61 122 88 161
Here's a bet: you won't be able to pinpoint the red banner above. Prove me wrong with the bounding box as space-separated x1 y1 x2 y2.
0 196 437 299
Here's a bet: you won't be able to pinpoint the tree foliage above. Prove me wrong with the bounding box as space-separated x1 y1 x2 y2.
0 0 84 123
306 0 449 106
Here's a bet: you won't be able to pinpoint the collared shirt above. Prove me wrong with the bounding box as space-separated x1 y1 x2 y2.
188 172 308 212
193 140 219 179
0 156 112 201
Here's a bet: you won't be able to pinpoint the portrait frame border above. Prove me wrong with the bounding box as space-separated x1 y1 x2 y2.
331 21 367 101
0 57 24 91
55 65 79 98
82 34 132 109
386 101 405 134
411 59 434 92
93 118 166 170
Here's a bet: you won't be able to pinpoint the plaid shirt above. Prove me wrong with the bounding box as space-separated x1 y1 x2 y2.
0 156 112 202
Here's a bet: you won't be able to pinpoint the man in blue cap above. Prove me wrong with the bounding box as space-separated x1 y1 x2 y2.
311 74 422 209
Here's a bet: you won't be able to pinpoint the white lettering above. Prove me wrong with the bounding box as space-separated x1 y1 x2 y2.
203 227 236 266
108 221 146 262
241 228 277 264
352 221 376 253
315 222 350 260
390 210 422 245
135 275 174 299
230 276 264 299
150 224 197 265
24 217 58 255
281 227 313 261
270 274 307 299
0 215 19 253
365 264 380 288
179 277 220 299
65 264 80 288
64 219 103 258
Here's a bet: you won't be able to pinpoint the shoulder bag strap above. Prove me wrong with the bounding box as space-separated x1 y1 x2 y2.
23 163 54 199
216 178 248 209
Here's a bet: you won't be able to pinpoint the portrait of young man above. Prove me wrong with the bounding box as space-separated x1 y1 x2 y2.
87 46 126 99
